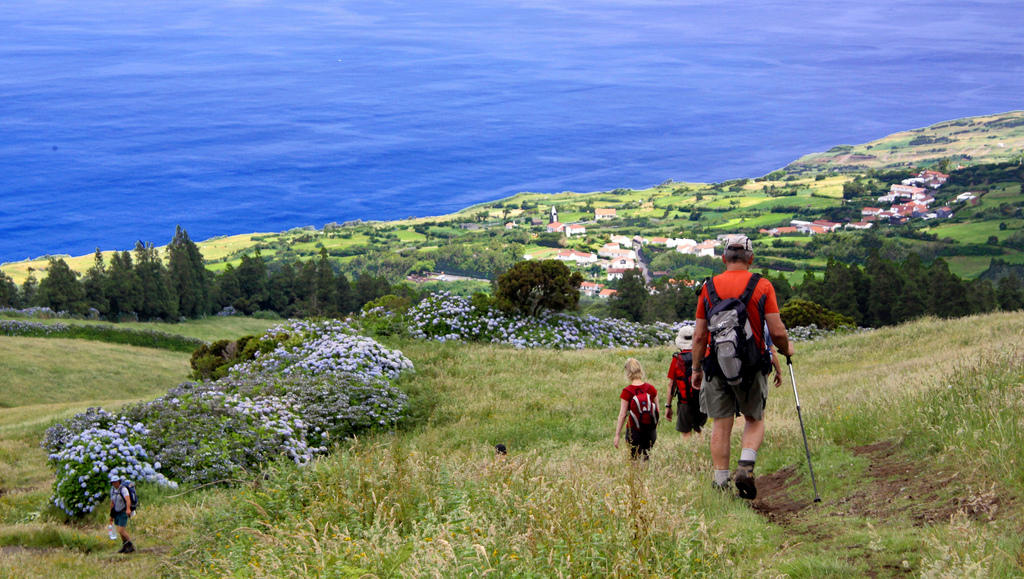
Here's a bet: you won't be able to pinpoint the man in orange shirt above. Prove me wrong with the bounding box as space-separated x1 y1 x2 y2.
691 235 793 499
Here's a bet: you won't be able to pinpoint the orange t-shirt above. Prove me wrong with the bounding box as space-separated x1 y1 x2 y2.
695 270 779 350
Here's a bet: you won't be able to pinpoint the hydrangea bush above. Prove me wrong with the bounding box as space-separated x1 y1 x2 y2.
47 418 176 517
406 292 680 349
45 318 414 513
215 374 408 449
232 319 413 381
122 384 320 484
0 319 69 337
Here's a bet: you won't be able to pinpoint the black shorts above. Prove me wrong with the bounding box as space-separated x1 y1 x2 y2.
675 400 707 433
626 426 657 459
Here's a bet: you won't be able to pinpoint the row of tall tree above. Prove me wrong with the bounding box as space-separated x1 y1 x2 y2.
609 251 1024 327
0 228 395 321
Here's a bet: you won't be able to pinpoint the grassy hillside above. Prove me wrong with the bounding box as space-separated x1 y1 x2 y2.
0 338 193 578
2 312 1022 577
787 110 1024 173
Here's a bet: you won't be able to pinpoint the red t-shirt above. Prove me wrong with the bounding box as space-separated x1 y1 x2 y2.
620 382 657 402
695 270 779 350
667 351 693 402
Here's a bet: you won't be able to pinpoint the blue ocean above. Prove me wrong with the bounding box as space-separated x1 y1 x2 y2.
1 0 1022 262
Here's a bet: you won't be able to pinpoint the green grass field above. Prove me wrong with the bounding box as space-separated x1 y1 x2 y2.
1 312 1022 577
0 315 280 343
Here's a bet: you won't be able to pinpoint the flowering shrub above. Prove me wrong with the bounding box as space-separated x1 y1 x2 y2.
0 306 67 318
122 384 320 484
0 319 69 337
42 407 121 455
47 417 176 517
232 319 413 382
406 292 680 349
215 374 408 448
45 318 415 508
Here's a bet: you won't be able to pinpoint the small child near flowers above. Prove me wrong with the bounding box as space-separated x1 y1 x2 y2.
613 358 659 460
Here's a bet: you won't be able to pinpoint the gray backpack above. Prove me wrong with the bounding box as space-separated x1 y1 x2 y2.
703 274 771 388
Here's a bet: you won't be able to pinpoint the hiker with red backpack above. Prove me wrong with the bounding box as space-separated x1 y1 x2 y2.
613 358 660 460
691 235 793 499
666 325 707 440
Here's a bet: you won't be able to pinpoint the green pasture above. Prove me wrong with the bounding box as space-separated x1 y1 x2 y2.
395 229 427 243
926 220 1014 244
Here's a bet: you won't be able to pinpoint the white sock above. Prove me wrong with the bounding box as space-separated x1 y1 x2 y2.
740 448 757 463
714 469 730 485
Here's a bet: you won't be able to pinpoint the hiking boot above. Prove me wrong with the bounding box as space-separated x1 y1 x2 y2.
734 461 757 500
122 541 135 554
117 542 128 553
712 478 732 493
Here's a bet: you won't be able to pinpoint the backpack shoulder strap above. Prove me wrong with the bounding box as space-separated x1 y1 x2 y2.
738 273 762 306
705 276 722 307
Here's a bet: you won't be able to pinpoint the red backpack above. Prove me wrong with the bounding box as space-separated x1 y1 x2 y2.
628 387 659 430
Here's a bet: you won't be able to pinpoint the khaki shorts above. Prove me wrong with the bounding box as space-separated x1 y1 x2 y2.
699 372 769 420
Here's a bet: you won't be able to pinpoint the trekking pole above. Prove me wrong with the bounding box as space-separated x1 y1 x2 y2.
785 355 821 503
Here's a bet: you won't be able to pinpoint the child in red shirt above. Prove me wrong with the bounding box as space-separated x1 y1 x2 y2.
613 358 659 460
666 325 707 440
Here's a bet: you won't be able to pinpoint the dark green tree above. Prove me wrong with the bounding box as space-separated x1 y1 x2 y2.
336 270 355 314
0 271 18 307
865 251 903 327
21 273 39 308
82 249 108 317
266 262 297 314
967 278 997 314
996 275 1023 311
314 248 338 315
214 264 243 311
494 260 583 317
821 259 860 323
167 226 211 318
234 253 269 314
893 253 928 323
927 258 969 318
37 258 87 315
105 251 140 319
133 242 178 321
610 269 647 322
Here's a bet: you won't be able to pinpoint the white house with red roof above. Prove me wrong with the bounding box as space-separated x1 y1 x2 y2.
556 249 597 264
565 223 586 237
595 208 617 220
580 281 604 297
546 222 565 233
812 219 841 232
598 243 620 258
598 288 618 299
919 170 949 187
609 234 633 247
606 268 629 281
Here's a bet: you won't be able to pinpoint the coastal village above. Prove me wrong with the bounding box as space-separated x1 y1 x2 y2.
515 169 967 298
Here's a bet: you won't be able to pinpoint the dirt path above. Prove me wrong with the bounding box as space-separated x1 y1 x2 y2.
752 440 1004 525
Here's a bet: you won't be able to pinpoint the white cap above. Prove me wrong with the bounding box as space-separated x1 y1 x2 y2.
725 234 752 251
675 326 694 350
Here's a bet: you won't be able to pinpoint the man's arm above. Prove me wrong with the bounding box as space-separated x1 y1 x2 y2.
691 319 708 390
124 488 131 515
765 313 793 357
